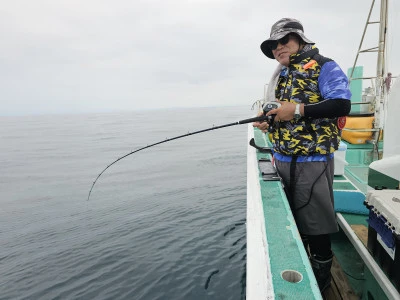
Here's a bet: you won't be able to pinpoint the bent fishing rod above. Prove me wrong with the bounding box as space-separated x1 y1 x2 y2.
87 113 274 201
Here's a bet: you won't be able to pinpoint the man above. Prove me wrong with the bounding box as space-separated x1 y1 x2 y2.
253 18 351 292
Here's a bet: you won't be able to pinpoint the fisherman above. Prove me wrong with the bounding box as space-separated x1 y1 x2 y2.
253 18 351 293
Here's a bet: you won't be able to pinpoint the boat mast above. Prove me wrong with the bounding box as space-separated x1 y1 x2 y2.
375 0 388 130
348 0 389 138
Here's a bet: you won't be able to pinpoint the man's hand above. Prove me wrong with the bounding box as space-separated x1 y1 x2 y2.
266 101 297 121
252 111 269 132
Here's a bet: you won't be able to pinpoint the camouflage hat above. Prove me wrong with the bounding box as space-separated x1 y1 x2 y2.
260 18 314 59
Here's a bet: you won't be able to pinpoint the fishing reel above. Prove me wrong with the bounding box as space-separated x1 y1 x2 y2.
262 102 281 132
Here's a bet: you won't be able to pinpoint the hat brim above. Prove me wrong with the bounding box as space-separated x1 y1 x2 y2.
260 29 314 59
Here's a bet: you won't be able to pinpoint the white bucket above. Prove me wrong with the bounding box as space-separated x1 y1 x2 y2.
334 142 348 176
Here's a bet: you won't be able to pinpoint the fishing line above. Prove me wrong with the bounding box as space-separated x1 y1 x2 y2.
87 114 270 201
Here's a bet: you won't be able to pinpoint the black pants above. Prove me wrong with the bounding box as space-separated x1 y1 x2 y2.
302 233 332 259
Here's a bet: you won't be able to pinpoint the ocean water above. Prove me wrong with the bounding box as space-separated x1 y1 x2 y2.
0 106 254 300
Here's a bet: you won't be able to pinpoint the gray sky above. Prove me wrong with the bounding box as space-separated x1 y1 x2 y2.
1 0 399 115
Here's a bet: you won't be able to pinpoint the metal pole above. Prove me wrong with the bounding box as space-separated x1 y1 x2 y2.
349 0 376 81
375 0 388 131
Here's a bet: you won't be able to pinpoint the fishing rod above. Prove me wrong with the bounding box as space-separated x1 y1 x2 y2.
87 111 275 201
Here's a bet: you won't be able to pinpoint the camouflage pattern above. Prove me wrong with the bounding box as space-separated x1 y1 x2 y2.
261 18 314 59
271 45 351 159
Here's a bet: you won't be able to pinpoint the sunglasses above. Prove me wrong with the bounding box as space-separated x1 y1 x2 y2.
269 34 291 50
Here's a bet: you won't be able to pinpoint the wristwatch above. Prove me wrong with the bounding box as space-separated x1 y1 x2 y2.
294 103 301 120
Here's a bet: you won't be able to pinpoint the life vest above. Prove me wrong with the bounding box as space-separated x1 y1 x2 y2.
272 47 340 156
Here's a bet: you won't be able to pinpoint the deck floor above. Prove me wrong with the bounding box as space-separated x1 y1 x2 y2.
323 224 369 300
323 256 360 300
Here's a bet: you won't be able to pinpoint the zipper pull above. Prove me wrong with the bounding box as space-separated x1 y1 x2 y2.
303 59 316 70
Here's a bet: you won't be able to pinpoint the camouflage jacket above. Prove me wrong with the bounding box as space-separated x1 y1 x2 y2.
271 46 351 157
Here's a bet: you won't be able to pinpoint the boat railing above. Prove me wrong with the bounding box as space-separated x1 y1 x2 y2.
251 99 264 111
350 101 372 105
342 128 380 132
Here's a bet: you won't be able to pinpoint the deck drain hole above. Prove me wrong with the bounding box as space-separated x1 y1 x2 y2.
281 270 303 283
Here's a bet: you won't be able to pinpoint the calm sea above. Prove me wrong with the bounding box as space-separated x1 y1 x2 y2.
0 105 254 300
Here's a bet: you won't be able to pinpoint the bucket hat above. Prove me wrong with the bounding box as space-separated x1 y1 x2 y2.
260 18 314 59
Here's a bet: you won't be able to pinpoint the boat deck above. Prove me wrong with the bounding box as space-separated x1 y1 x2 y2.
323 224 369 300
323 256 360 300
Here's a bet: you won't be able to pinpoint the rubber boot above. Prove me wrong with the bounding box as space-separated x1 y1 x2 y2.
310 253 333 293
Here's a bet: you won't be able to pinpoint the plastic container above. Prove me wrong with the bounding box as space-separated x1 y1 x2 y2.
365 189 400 292
334 141 348 176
